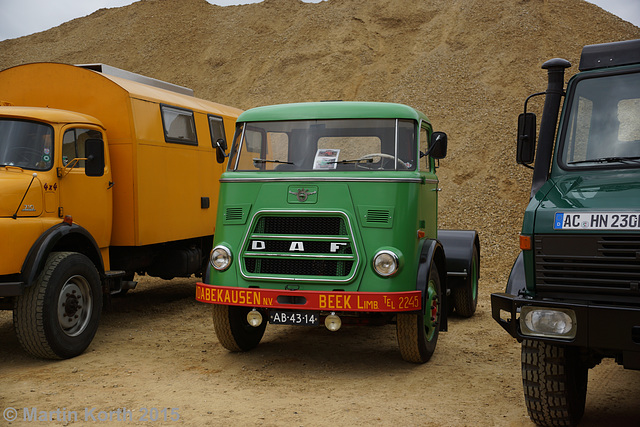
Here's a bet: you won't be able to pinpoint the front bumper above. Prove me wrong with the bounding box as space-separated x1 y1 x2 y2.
491 292 640 357
196 283 422 312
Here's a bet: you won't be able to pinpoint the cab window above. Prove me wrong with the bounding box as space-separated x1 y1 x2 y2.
62 128 103 168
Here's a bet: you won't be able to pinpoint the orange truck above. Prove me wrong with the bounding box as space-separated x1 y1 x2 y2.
0 63 242 359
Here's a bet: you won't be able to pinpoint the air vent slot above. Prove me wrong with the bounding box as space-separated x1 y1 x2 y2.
223 204 251 225
359 206 394 228
367 209 390 223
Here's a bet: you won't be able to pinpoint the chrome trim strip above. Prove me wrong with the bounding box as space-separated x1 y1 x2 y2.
220 176 426 183
250 234 351 241
239 209 360 283
233 124 246 170
244 253 355 260
394 118 399 171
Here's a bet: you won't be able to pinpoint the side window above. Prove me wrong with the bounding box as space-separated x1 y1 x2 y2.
161 104 197 145
62 128 102 168
419 126 431 171
208 115 226 148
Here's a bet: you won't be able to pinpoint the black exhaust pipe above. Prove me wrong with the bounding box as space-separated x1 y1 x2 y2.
530 58 571 199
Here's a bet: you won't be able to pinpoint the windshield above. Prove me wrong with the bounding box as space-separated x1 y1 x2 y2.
229 119 417 172
0 119 54 171
561 71 640 168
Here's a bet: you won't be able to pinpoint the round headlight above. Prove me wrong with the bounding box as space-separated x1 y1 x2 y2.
373 250 399 277
210 245 232 271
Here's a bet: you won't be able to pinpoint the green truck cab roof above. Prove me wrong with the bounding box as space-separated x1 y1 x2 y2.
237 101 431 124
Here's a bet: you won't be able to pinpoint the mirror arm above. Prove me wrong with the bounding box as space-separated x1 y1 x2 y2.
216 138 228 158
57 157 87 178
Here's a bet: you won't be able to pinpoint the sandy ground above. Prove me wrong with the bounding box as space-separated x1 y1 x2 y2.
1 272 640 426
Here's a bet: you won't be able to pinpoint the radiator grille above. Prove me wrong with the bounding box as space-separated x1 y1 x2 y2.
534 235 640 297
241 212 358 282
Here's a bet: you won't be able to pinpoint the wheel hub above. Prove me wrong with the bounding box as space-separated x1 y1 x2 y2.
57 276 92 336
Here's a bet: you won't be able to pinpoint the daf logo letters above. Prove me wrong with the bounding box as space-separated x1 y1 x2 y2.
251 241 347 253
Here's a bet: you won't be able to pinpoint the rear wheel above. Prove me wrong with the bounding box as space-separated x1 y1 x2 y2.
212 304 266 351
452 246 479 317
14 252 102 359
397 264 441 363
521 339 588 426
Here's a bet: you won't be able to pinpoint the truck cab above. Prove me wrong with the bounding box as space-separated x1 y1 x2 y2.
197 101 480 363
492 39 640 426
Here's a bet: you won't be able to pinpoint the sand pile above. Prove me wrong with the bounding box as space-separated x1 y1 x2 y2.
1 0 639 287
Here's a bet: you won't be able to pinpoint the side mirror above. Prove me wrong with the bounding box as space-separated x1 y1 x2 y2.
429 131 448 160
215 138 228 164
517 113 536 164
85 138 105 177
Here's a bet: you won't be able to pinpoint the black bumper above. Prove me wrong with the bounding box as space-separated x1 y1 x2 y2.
491 292 640 367
0 281 25 297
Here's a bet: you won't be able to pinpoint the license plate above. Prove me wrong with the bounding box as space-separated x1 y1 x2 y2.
554 212 640 230
269 309 319 326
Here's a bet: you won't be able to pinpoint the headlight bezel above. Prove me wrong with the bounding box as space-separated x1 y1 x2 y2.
372 249 400 277
520 305 577 339
210 245 232 271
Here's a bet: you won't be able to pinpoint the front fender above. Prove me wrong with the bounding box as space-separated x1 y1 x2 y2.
417 238 448 331
21 222 104 288
506 252 526 295
437 229 480 290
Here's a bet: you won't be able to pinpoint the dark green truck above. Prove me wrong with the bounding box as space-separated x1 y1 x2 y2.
197 101 479 363
492 39 640 426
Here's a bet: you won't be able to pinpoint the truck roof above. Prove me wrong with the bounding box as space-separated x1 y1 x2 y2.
579 38 640 71
237 101 430 124
0 106 105 128
0 63 243 119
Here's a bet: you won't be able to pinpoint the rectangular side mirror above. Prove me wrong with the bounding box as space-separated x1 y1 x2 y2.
215 138 228 164
429 131 448 160
85 138 105 177
517 113 536 164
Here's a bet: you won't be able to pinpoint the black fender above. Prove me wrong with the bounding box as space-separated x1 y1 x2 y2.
437 229 480 291
506 251 526 295
21 222 104 288
416 238 448 331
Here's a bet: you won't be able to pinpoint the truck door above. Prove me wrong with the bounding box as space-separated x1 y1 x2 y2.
58 126 113 249
419 123 439 238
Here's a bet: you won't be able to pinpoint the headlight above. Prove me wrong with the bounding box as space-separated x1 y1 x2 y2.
210 245 232 271
520 306 577 339
372 250 399 277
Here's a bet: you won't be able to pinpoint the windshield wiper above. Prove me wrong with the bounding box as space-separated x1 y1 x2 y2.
568 156 640 165
252 158 293 165
329 158 373 164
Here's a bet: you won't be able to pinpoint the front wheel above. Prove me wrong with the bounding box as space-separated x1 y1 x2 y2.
13 252 102 359
212 304 267 352
396 264 441 363
521 339 588 426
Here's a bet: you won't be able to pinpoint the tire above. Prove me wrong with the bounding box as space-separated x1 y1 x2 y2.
452 246 479 317
397 264 441 363
13 252 102 359
521 339 588 427
212 304 266 352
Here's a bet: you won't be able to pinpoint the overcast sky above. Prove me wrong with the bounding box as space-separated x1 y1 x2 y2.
0 0 638 41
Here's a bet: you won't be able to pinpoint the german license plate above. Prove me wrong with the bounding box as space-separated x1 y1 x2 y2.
269 309 319 326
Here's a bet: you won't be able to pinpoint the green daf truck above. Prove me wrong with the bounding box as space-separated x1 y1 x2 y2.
492 39 640 426
197 101 480 363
